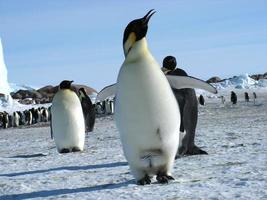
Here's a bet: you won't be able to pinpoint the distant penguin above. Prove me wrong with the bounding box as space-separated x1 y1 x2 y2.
8 114 13 128
220 96 225 104
162 55 208 156
198 95 205 106
17 111 25 126
2 112 9 129
253 92 257 105
12 112 20 127
231 91 237 104
24 110 33 125
78 87 96 132
244 92 249 103
104 99 112 114
41 107 49 122
51 80 85 153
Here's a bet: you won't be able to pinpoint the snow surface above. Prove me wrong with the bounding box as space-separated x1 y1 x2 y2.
0 88 267 199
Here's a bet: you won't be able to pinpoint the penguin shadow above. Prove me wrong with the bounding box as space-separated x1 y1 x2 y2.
1 179 135 200
9 153 48 159
0 161 128 177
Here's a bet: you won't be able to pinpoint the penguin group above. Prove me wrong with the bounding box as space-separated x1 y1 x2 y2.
0 107 50 129
5 10 251 186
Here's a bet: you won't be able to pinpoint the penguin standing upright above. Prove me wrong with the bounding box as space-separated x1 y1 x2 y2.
220 96 225 104
162 55 207 156
244 92 249 103
198 94 205 106
2 112 9 129
78 87 96 132
231 91 237 105
116 10 181 185
97 10 217 185
51 80 85 153
253 92 257 105
12 111 20 127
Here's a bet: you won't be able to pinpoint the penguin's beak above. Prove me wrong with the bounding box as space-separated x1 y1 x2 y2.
142 9 156 26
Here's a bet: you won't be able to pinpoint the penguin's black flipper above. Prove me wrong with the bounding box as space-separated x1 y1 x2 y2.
166 75 217 94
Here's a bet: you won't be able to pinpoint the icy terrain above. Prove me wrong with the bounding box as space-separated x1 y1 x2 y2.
0 88 266 200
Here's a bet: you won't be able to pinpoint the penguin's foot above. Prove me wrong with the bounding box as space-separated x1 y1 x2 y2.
156 173 175 184
59 148 70 153
188 146 208 155
72 147 81 152
177 146 208 157
137 175 151 185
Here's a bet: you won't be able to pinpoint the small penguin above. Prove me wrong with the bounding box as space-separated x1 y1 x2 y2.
78 87 96 132
2 112 9 129
244 92 249 103
220 96 225 104
253 92 257 105
162 55 207 156
12 111 20 127
41 107 49 122
24 109 33 125
198 95 205 106
17 111 25 126
51 80 85 153
231 91 237 105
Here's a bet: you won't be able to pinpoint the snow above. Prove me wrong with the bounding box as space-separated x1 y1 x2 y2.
212 74 267 90
0 88 267 199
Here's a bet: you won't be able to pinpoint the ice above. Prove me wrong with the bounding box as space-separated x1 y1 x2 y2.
0 38 11 95
0 88 266 199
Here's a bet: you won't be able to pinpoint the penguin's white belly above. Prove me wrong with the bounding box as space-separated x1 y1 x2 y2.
52 90 85 151
116 59 180 171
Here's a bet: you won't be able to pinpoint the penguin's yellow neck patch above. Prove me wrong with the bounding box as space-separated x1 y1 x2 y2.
124 32 136 56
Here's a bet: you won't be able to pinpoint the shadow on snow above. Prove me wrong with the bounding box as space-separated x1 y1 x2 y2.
1 179 135 200
0 161 128 177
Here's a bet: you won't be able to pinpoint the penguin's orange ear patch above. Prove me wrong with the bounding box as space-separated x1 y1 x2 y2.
123 32 136 56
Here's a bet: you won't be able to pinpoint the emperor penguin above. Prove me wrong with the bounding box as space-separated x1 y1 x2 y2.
51 80 85 153
162 55 208 156
116 10 180 185
12 111 20 127
244 92 249 103
253 92 257 105
78 87 96 132
231 91 237 105
198 95 205 106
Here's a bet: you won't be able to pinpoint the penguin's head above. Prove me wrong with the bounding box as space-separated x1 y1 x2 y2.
78 88 87 98
123 9 156 56
162 56 177 73
59 80 74 90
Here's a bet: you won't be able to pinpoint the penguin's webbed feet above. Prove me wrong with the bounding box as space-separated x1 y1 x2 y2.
137 174 151 185
72 147 81 152
156 173 175 184
59 148 71 153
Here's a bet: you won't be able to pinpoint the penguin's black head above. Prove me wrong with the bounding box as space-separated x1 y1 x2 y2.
162 56 177 72
78 88 87 97
59 80 73 90
123 9 156 56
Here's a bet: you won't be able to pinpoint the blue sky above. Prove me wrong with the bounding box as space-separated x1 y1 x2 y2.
0 0 267 91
